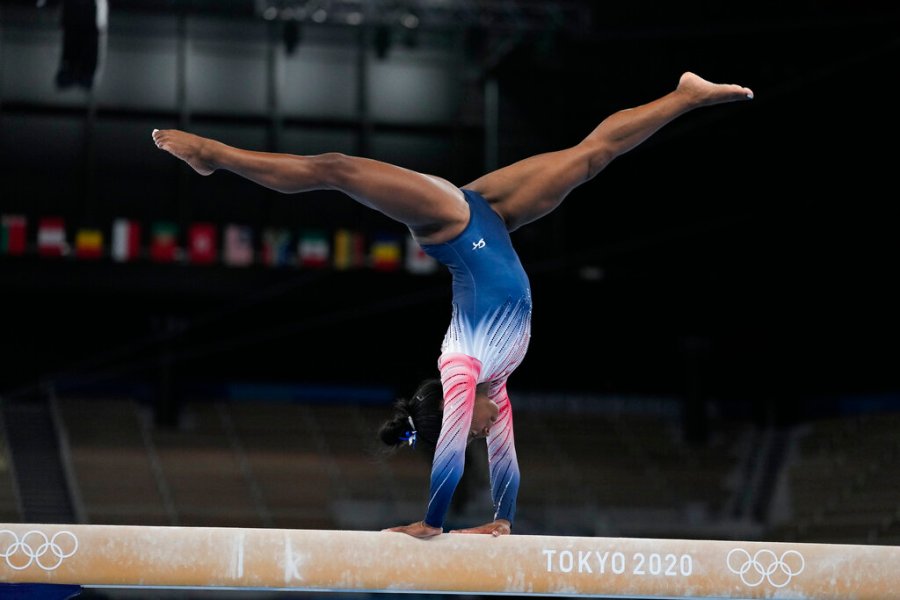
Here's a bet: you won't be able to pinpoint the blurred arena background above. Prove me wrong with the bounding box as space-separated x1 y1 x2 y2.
1 1 899 591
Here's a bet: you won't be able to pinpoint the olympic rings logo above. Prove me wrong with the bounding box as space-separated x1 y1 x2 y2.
726 548 805 588
0 529 79 571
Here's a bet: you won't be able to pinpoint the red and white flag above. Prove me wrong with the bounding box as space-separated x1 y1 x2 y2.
405 235 438 275
188 222 217 265
111 218 141 262
37 216 68 257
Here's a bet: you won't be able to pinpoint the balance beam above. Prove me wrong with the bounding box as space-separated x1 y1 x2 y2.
1 523 899 598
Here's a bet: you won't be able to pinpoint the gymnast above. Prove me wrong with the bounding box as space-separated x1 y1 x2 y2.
152 71 753 539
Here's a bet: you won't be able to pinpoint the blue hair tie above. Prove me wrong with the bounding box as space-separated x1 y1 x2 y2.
399 415 417 448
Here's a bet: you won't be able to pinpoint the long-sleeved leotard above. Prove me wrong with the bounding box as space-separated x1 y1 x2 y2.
419 188 531 529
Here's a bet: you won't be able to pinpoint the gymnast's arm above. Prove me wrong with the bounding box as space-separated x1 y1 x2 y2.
451 380 518 536
381 407 472 539
384 353 480 539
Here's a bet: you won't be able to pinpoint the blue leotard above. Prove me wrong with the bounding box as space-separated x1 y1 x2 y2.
420 188 532 381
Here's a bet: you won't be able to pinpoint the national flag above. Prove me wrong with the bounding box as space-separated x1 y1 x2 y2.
405 235 438 274
297 229 329 268
1 215 27 256
37 217 67 257
223 224 254 267
111 218 141 262
333 229 365 271
150 222 179 263
369 233 401 272
261 228 293 267
74 227 103 259
188 222 217 265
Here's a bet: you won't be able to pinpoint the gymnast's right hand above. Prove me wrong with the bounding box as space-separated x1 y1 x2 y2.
382 521 443 539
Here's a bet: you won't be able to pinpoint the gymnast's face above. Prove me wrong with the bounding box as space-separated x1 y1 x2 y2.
468 391 499 443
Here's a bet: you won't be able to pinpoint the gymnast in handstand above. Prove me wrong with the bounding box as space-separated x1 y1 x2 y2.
152 71 753 539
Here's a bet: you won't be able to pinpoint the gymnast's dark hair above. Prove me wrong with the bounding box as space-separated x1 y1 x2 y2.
378 378 444 453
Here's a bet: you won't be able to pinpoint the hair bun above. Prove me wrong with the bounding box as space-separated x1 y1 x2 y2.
376 380 443 453
377 399 414 447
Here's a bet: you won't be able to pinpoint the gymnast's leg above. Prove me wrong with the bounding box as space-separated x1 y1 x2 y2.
150 130 467 243
466 72 754 230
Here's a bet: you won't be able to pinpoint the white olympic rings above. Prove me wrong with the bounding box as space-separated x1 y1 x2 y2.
0 529 79 571
726 547 805 588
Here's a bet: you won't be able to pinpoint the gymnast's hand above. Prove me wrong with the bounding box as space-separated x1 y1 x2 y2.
450 519 511 537
382 521 443 539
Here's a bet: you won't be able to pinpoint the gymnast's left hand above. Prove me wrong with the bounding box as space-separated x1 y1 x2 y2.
450 519 511 537
382 521 443 539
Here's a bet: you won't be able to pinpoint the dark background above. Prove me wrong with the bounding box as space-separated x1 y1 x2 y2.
1 0 898 425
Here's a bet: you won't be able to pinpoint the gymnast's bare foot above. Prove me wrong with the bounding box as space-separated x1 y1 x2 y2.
152 129 217 175
677 72 754 107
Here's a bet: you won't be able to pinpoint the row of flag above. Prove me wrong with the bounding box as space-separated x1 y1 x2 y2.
0 215 441 274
